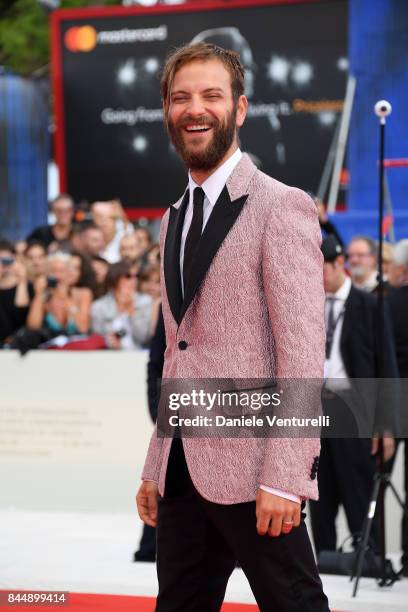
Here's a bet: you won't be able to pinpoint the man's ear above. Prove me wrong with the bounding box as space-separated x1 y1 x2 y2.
236 95 248 128
335 255 345 269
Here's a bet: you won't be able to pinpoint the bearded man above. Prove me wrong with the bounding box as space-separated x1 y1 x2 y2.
136 43 329 611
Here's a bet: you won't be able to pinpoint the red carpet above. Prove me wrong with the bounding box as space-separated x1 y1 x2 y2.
0 592 257 611
0 591 346 611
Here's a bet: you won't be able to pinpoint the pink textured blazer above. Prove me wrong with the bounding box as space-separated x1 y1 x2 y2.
141 153 326 503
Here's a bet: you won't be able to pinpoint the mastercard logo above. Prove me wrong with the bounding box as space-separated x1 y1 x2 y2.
65 26 97 52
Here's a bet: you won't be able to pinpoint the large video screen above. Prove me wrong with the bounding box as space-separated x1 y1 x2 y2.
52 0 348 214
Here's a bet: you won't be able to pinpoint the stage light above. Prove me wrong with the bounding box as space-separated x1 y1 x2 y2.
117 60 137 86
292 61 313 86
267 56 290 84
318 111 336 126
144 57 159 74
337 57 349 71
133 135 148 152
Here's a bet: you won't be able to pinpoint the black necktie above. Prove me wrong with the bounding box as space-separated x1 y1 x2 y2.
325 297 336 358
183 187 205 292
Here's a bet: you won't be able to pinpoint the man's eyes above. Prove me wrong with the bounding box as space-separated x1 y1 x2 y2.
171 94 222 102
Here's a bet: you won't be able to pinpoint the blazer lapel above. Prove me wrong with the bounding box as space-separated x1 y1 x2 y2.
163 189 189 324
179 186 248 324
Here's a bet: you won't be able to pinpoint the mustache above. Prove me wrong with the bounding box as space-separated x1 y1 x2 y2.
174 115 218 129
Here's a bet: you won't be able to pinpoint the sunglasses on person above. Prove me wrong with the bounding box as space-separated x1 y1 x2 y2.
0 256 15 266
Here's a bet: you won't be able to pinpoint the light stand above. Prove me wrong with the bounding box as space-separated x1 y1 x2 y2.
351 100 406 595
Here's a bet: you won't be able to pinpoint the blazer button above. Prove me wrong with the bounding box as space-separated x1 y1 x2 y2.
178 340 188 350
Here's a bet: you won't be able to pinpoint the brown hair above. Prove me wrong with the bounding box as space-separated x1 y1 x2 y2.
161 42 245 112
106 261 131 291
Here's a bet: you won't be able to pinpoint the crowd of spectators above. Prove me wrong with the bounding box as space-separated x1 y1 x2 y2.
0 195 160 352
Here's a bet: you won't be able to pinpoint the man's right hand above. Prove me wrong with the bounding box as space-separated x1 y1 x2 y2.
136 481 159 527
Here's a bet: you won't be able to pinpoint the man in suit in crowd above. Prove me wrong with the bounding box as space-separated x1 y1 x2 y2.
347 235 379 293
388 239 408 575
26 194 74 250
134 307 165 563
310 236 398 556
136 43 329 610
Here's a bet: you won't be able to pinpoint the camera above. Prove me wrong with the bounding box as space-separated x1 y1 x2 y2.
47 276 58 289
114 329 127 339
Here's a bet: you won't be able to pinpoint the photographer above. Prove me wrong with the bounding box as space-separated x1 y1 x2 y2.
91 261 153 350
0 239 33 346
27 252 91 337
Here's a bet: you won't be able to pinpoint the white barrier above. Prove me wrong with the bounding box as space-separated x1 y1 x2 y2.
0 350 404 553
0 350 153 513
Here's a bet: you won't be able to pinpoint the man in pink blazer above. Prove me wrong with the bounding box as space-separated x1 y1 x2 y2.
137 42 330 611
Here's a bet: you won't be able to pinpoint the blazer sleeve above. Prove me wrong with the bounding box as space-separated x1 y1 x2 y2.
147 305 166 423
259 187 326 500
141 210 170 483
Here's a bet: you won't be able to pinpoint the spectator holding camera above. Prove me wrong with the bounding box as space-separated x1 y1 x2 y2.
0 239 33 345
27 252 91 336
91 200 133 264
91 261 153 349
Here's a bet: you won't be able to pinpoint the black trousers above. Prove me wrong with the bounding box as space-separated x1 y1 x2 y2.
384 438 408 565
309 437 379 555
403 440 408 564
155 438 330 612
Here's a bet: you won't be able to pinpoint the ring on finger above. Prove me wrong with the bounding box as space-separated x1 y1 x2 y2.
282 520 294 531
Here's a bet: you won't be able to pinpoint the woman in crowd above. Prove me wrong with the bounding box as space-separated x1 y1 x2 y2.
24 241 47 283
0 239 33 345
91 261 153 349
69 251 98 298
27 252 91 336
90 256 109 298
137 264 161 300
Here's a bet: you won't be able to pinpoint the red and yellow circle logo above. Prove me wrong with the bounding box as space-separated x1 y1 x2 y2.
64 26 97 52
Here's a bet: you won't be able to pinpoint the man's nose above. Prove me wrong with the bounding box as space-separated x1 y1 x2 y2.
186 96 206 117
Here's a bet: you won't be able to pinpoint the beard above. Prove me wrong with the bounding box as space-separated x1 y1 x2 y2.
166 107 237 172
348 265 365 278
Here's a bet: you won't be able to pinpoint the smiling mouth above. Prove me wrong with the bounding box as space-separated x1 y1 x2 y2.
184 125 211 133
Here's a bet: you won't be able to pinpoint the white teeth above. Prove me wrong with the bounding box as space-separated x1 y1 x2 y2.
186 125 210 132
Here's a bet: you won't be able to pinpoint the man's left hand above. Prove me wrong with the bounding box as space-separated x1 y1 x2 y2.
256 489 301 537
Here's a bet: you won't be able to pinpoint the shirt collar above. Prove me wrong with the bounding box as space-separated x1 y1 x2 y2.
188 148 242 206
327 275 352 301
